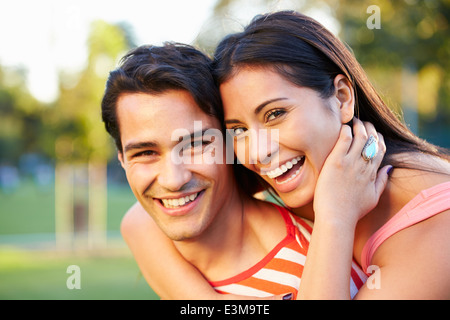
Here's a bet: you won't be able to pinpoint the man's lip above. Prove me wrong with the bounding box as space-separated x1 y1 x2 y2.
153 190 203 200
153 190 205 216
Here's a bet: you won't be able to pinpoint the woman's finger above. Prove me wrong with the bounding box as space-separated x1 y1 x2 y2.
329 124 353 158
375 164 392 200
350 118 369 155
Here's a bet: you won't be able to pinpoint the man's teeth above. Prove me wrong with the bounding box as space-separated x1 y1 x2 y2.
266 156 304 179
161 192 199 208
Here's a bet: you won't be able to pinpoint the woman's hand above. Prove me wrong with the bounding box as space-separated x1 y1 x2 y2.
298 118 390 299
313 118 390 227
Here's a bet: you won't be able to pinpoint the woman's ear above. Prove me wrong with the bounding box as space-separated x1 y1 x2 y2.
333 74 355 124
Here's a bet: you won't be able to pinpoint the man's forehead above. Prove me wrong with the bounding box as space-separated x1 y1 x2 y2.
118 91 217 122
118 91 221 149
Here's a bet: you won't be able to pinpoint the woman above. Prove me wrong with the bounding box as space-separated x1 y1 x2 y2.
214 11 450 299
123 11 450 299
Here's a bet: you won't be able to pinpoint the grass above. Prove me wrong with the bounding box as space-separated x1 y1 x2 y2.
0 182 55 235
0 180 136 235
0 248 159 300
0 180 160 300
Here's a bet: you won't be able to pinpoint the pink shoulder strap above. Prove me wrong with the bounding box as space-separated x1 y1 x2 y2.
361 181 450 274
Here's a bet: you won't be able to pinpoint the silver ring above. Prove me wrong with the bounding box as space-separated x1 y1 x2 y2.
361 135 378 161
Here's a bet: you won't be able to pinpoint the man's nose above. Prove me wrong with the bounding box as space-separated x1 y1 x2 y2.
157 155 192 192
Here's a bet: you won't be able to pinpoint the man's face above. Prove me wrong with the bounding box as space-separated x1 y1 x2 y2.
117 90 234 241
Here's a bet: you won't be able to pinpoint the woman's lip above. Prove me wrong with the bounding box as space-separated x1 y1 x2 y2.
260 156 304 177
267 158 305 193
154 190 205 216
274 160 303 184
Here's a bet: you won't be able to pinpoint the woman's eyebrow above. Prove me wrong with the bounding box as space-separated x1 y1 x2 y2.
254 97 288 115
224 119 241 125
224 97 288 125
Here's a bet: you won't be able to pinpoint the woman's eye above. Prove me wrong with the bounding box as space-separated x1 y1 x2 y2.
230 127 247 137
265 109 285 122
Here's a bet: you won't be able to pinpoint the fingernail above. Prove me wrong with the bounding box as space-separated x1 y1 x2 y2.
387 165 394 176
282 293 293 300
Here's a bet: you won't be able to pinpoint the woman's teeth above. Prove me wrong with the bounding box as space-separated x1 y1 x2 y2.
265 156 304 183
161 192 199 208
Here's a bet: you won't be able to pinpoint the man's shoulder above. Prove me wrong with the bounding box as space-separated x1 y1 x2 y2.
120 202 153 238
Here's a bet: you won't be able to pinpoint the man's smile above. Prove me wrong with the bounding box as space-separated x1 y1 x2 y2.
158 191 201 208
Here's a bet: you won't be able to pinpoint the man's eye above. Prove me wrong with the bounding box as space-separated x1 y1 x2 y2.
133 150 156 158
184 140 213 156
190 140 205 148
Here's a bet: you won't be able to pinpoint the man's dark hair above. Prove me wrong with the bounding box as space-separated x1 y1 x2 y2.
101 42 223 153
101 42 262 195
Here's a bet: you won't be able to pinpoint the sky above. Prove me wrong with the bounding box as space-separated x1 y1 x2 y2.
0 0 217 102
0 0 340 103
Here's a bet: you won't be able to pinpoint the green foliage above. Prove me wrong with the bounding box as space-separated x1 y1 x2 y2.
336 0 449 144
53 20 131 163
197 0 450 146
0 67 49 163
0 20 133 166
1 2 448 166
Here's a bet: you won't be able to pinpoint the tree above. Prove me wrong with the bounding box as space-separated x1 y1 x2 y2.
0 66 48 165
52 20 132 249
335 0 450 146
195 0 450 147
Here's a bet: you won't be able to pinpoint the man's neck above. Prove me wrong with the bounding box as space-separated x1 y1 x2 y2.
173 186 249 281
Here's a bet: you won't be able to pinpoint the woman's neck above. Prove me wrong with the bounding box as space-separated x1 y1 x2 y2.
290 200 315 222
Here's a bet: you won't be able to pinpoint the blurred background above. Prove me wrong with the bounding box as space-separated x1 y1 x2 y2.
0 0 449 300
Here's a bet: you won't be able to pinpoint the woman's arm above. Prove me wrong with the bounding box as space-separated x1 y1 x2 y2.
298 119 390 299
355 166 450 299
121 202 221 299
298 118 450 299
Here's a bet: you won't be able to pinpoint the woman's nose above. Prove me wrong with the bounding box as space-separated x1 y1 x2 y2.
248 128 280 167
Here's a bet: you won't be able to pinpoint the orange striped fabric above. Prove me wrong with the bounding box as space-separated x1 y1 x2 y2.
210 205 367 299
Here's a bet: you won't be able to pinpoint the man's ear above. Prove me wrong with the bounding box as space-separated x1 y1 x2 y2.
118 152 125 169
333 74 355 124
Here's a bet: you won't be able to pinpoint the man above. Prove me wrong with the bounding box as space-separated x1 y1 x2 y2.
101 43 360 299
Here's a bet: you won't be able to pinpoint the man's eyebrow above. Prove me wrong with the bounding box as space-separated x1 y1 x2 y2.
176 129 212 141
224 98 288 125
124 141 158 154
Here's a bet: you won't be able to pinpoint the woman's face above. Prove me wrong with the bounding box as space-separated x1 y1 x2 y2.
220 67 352 208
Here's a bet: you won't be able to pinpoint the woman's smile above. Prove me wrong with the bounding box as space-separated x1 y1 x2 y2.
221 67 344 208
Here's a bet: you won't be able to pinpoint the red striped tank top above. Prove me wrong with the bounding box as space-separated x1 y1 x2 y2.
210 205 368 299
